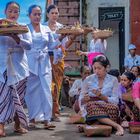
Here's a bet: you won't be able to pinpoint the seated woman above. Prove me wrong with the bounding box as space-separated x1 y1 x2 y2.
119 71 140 128
80 55 124 136
132 82 140 111
108 69 120 82
130 66 140 82
69 65 91 113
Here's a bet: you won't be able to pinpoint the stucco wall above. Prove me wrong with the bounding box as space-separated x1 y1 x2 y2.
85 0 130 57
130 0 140 54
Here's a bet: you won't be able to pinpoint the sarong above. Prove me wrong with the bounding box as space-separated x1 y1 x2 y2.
86 101 119 124
50 56 64 117
0 73 28 127
119 101 140 122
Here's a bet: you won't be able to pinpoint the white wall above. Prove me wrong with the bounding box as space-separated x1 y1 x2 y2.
85 0 130 69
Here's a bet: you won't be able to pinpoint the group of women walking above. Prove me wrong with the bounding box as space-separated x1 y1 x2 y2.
0 1 74 137
0 1 140 138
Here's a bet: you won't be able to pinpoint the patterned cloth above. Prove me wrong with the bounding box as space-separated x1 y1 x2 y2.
119 101 140 122
16 78 27 106
50 56 64 116
86 101 119 123
119 84 140 121
0 73 27 127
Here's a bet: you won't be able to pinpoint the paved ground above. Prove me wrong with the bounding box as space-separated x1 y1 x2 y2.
1 107 140 140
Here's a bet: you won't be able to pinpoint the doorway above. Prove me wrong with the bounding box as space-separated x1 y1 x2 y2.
99 7 125 73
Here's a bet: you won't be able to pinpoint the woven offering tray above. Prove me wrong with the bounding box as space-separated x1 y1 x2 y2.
56 27 84 35
82 25 94 34
129 121 140 134
93 29 113 39
56 22 84 35
0 19 28 35
0 26 28 35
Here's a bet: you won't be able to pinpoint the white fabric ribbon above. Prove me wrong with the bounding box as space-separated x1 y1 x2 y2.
36 48 48 61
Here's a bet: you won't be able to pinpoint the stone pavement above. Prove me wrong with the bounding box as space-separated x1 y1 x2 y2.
1 107 140 140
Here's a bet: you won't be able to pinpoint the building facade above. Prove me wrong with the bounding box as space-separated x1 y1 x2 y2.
46 0 140 74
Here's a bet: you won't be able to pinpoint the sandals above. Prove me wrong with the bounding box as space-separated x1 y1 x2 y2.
51 117 61 122
29 122 36 128
14 127 28 134
44 123 56 129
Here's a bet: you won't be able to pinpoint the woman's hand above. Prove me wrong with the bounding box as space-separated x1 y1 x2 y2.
125 104 134 121
81 94 90 104
69 34 76 41
122 93 133 102
76 50 88 56
59 34 67 42
9 33 20 44
92 89 108 102
92 89 101 97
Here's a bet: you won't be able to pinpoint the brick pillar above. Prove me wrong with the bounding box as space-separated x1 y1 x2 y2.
130 0 140 54
55 0 80 25
45 0 86 76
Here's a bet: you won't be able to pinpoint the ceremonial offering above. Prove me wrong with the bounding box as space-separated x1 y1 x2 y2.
93 29 113 39
82 25 94 34
56 27 84 35
0 19 28 35
56 22 84 35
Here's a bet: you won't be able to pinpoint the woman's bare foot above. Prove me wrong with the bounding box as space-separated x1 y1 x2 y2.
0 124 5 137
14 123 28 134
115 125 124 136
14 127 28 134
14 113 28 134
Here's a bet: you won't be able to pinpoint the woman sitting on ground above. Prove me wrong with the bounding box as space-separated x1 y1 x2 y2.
69 65 91 113
119 71 140 128
130 66 140 82
80 55 124 136
108 69 120 82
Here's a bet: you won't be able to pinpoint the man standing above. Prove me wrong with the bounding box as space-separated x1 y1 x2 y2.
124 44 140 71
